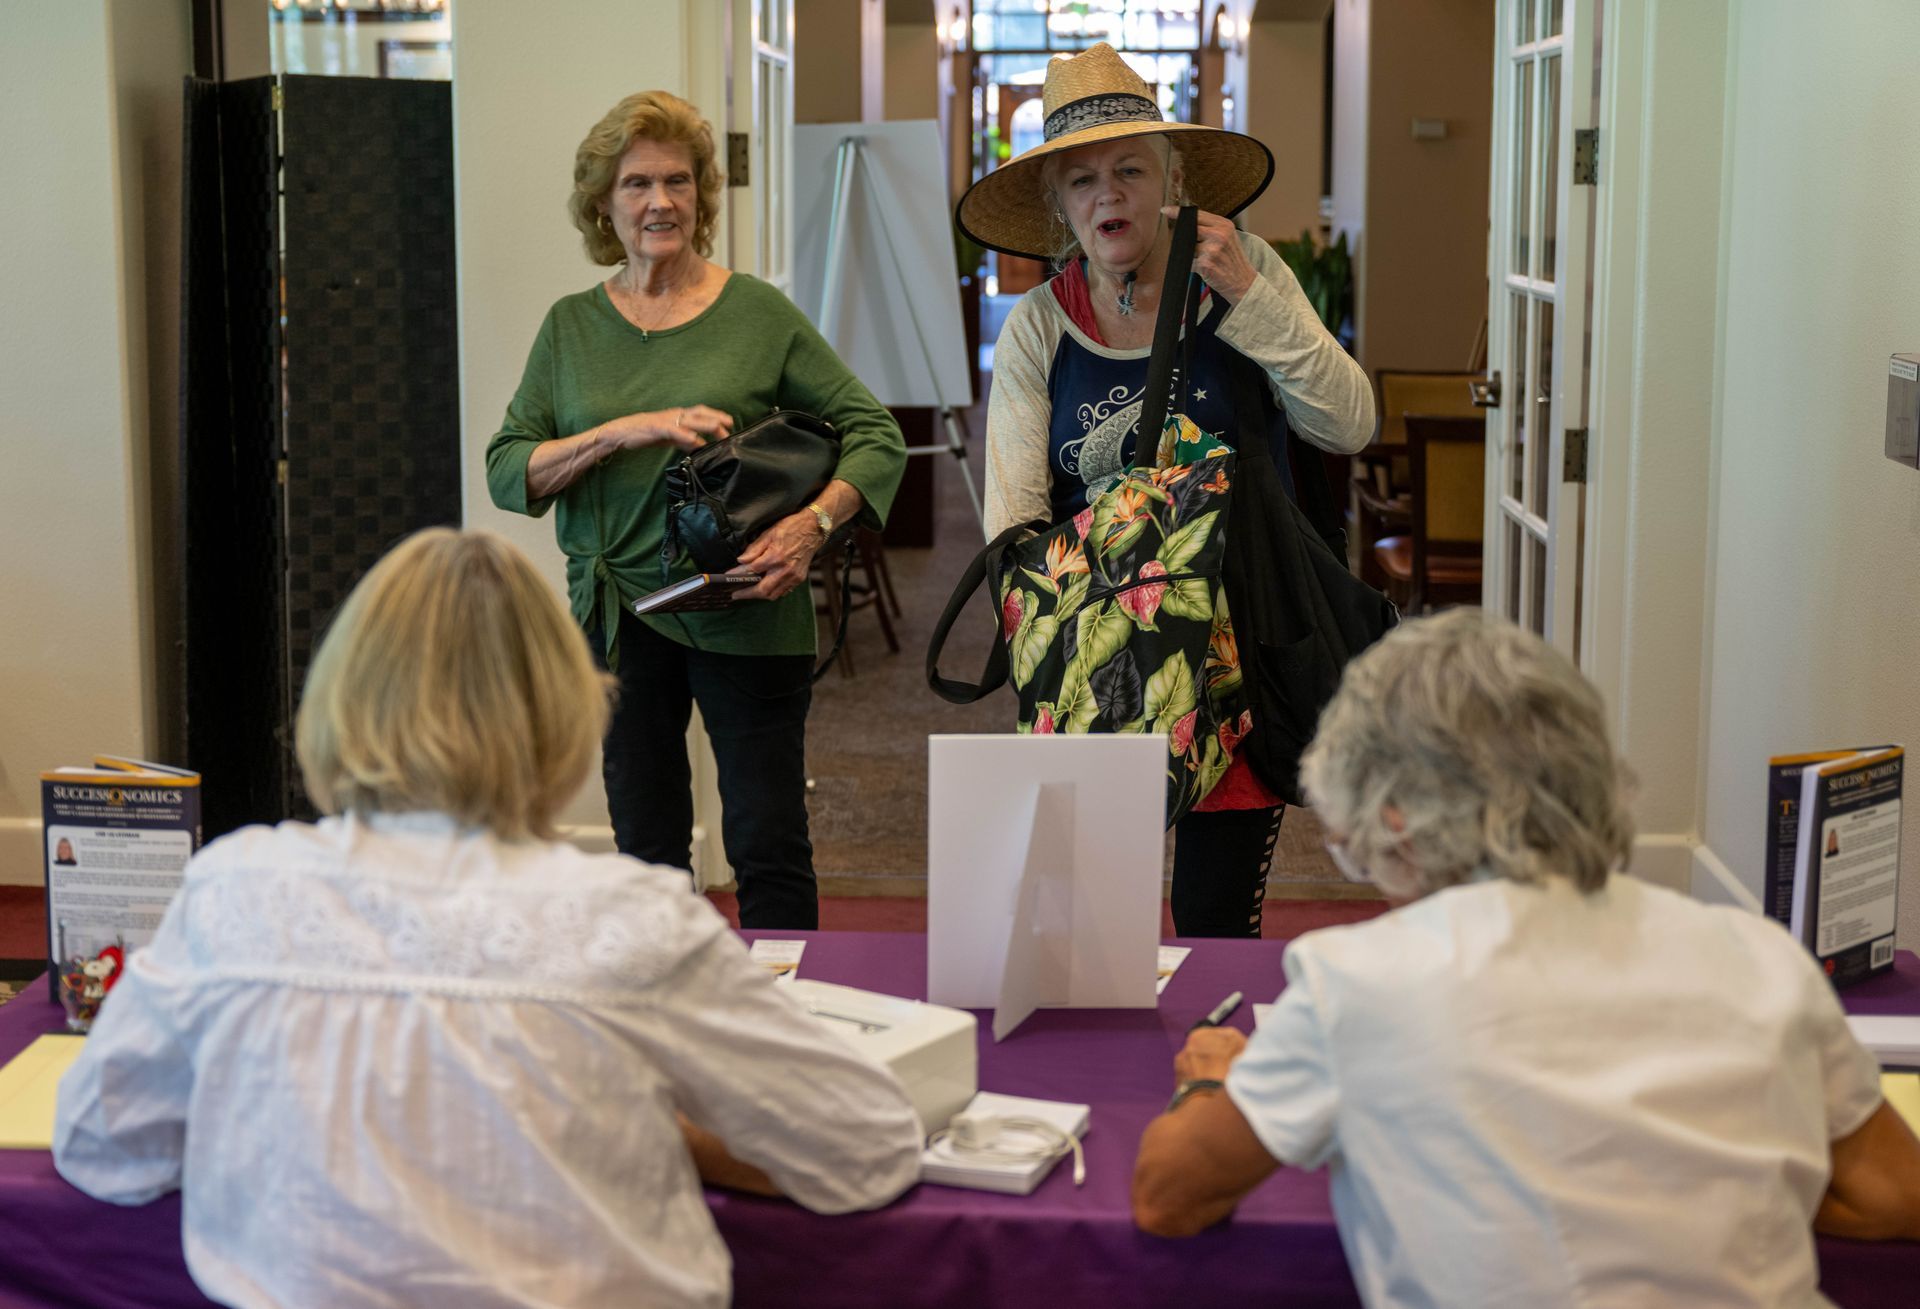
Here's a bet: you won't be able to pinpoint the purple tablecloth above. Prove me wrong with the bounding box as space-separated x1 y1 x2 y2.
2 941 1917 1309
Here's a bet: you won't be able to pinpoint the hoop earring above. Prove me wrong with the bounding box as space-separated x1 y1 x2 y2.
597 212 613 236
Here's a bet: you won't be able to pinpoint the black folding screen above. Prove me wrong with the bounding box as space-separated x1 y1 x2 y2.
182 75 461 839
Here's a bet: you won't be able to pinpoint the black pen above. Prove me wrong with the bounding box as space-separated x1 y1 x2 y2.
1190 990 1244 1032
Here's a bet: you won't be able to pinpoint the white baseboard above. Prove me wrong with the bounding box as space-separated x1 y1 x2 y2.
1626 834 1695 893
1689 841 1762 913
0 818 42 887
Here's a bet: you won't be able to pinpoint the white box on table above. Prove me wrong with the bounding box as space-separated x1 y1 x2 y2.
783 979 978 1135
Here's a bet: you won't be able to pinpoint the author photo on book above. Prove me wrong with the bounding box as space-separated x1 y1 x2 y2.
1132 608 1920 1308
485 91 906 930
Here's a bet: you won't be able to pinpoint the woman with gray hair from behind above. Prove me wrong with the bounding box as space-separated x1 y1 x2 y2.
1132 608 1920 1308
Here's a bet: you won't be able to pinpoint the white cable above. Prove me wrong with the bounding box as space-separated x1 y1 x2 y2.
927 1114 1086 1187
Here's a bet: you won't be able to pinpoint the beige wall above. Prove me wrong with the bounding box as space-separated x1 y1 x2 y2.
797 0 882 124
1239 18 1323 245
0 0 189 886
883 22 938 121
1356 0 1491 371
1694 1 1920 949
1328 0 1489 370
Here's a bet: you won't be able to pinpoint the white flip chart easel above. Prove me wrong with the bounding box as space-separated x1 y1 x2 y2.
927 735 1165 1038
793 121 984 532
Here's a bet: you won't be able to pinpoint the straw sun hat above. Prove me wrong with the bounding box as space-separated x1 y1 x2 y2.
956 42 1274 262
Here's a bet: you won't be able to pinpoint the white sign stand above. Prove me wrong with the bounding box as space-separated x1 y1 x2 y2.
927 735 1165 1038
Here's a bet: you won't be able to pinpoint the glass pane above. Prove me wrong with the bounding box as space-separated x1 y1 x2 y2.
1512 60 1533 274
1510 293 1529 502
1528 534 1548 636
1549 0 1565 39
269 0 454 80
1541 55 1561 281
1505 520 1524 620
773 62 789 278
1518 0 1536 45
1530 298 1555 515
758 65 774 276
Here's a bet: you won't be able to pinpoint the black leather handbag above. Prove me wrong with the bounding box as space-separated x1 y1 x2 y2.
663 409 841 572
660 407 856 684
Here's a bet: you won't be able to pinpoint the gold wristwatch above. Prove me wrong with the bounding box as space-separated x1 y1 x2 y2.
806 501 834 540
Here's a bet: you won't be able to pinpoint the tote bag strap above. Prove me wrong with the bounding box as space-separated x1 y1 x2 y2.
1136 206 1200 447
925 521 1037 703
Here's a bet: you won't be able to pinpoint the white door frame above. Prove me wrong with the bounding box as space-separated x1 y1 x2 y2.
1484 0 1599 654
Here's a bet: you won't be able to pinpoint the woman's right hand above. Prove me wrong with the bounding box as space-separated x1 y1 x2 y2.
601 405 734 453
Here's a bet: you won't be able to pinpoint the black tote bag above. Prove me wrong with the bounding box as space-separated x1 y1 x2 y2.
1216 333 1399 806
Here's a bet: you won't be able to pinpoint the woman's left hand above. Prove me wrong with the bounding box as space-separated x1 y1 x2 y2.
731 509 826 602
1161 206 1257 303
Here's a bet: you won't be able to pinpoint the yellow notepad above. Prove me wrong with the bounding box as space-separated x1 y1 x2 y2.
1885 1073 1920 1134
0 1034 85 1149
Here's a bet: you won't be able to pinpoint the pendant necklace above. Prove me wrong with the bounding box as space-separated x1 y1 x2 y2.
1117 270 1139 317
621 275 685 341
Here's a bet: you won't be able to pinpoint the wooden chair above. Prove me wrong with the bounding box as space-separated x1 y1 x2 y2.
812 526 902 678
1373 413 1485 614
1354 370 1482 586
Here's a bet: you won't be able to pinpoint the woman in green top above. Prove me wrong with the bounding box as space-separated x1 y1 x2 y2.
486 90 906 929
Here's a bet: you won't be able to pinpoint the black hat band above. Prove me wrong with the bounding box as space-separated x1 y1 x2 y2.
1043 92 1162 142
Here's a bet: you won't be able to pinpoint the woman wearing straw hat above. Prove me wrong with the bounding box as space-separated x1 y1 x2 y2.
958 44 1374 938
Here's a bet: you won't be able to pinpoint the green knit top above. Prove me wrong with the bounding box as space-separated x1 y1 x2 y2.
485 274 906 662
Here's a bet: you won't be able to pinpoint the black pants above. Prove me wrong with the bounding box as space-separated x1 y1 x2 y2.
594 610 818 929
1170 805 1284 938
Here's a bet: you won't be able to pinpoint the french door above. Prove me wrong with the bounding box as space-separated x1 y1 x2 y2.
1485 0 1599 654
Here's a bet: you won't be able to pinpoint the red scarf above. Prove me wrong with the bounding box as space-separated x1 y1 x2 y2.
1047 258 1210 346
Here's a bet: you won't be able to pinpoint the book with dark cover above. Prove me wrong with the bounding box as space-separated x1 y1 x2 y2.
1788 747 1903 988
40 758 201 1001
1764 749 1886 926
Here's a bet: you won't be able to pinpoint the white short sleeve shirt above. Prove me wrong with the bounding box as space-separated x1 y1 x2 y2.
1227 875 1884 1309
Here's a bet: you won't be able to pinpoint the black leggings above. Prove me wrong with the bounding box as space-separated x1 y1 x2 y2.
1170 805 1284 938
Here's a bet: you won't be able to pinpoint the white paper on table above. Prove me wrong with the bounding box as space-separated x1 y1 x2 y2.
1156 946 1192 996
1848 1014 1920 1065
750 939 805 984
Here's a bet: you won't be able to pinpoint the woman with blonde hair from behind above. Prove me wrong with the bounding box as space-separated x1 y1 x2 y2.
55 528 923 1309
1133 607 1920 1308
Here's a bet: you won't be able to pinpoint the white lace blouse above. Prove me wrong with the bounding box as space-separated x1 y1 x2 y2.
53 813 924 1309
